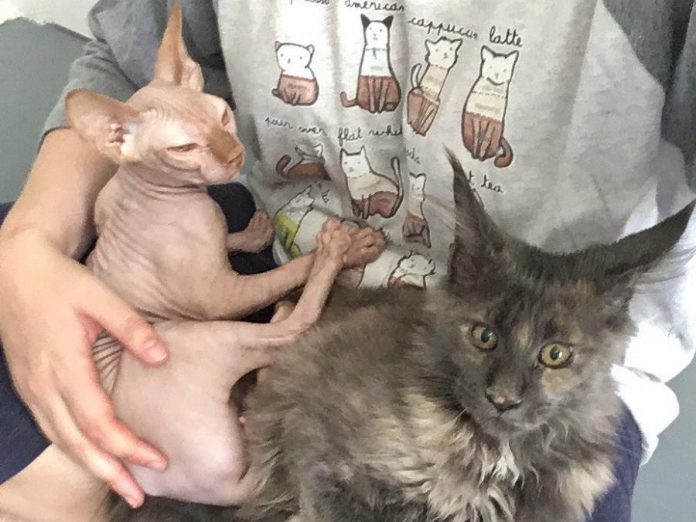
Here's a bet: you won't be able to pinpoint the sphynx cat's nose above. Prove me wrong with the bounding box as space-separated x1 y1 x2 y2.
485 389 522 413
209 128 244 168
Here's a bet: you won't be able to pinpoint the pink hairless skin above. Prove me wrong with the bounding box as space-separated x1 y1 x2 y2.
0 3 383 516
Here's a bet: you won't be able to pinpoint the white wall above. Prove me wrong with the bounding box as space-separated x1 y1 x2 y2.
10 0 93 36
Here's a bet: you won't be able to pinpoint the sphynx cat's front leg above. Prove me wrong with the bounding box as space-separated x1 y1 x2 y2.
206 221 386 320
226 211 275 254
112 220 353 505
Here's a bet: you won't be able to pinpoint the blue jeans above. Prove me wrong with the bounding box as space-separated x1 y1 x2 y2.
0 196 641 521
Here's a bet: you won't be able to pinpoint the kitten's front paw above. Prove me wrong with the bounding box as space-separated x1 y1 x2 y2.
344 226 387 267
315 219 352 267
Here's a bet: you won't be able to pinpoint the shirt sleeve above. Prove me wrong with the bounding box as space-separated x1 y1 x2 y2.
42 0 231 137
663 0 696 189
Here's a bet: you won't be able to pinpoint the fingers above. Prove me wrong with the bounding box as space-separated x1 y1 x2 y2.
58 341 168 470
84 284 168 365
42 393 146 508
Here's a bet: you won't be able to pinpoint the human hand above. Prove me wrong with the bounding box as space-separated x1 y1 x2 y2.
0 230 169 508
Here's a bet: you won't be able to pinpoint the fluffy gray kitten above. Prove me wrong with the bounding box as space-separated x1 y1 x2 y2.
111 153 693 522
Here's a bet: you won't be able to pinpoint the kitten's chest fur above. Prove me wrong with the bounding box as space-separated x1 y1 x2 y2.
367 394 615 522
367 395 522 522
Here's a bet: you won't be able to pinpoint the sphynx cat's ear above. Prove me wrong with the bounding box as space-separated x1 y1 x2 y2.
65 89 140 163
152 1 204 91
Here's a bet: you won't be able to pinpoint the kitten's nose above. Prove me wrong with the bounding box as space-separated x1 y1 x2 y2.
485 390 522 413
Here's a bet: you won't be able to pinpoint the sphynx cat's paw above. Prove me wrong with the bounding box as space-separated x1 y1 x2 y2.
228 211 275 253
344 226 387 267
314 219 352 271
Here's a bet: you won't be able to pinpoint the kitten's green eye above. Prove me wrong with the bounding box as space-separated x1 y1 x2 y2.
539 343 574 369
471 324 498 351
168 143 198 153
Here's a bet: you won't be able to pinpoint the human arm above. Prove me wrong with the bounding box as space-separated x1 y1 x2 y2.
0 0 228 507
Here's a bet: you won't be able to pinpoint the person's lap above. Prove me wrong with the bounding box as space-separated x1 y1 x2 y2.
0 194 642 521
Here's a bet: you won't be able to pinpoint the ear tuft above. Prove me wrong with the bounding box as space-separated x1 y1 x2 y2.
446 148 505 289
596 202 695 278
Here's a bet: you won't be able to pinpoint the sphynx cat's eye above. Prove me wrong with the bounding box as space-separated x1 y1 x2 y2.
538 343 574 369
168 143 199 153
470 324 498 351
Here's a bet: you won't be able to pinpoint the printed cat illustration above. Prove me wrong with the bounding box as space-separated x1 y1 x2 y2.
276 143 330 181
407 37 462 136
340 15 401 113
340 146 403 220
402 172 431 248
272 42 319 106
272 187 316 258
462 46 519 168
387 251 436 289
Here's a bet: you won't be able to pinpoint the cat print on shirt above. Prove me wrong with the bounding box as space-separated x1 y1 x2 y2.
272 42 319 106
272 187 316 257
462 46 519 168
340 15 401 113
402 172 431 248
276 142 330 181
340 146 403 220
407 37 462 136
387 251 436 289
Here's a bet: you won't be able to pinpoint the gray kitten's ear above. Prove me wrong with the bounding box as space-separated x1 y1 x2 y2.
383 16 394 29
446 149 505 288
596 202 694 283
361 14 371 30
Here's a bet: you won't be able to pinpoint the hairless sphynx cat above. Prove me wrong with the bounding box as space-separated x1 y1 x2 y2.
48 2 385 510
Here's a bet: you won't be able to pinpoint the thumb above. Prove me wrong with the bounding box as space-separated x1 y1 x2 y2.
83 285 168 365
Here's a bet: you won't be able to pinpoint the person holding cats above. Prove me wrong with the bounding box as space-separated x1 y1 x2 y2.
1 2 696 522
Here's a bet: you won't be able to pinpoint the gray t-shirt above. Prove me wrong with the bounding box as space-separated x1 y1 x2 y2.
44 0 696 459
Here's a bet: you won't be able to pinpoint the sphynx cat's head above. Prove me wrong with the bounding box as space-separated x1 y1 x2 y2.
65 2 244 188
